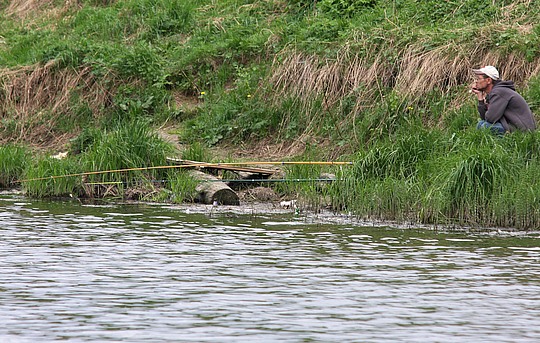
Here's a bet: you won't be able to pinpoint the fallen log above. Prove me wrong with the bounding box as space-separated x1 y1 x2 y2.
188 170 240 205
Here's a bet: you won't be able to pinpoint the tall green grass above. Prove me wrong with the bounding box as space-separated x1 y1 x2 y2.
328 129 540 229
168 170 198 203
425 136 515 225
497 164 540 228
0 144 29 189
80 120 174 186
181 141 213 162
21 119 174 198
22 157 83 198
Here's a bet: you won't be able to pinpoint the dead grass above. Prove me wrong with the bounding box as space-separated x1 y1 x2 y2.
270 42 540 113
5 0 84 20
208 136 307 162
172 91 201 111
268 37 540 148
394 44 470 97
0 60 114 147
5 0 54 18
500 0 535 23
270 47 392 110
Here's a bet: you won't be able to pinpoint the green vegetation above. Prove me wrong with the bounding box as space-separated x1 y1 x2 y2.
0 144 29 189
168 170 198 204
327 129 540 228
23 156 83 198
79 119 173 185
21 120 176 199
1 0 540 228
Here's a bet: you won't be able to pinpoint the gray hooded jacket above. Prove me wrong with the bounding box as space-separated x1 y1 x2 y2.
478 81 536 132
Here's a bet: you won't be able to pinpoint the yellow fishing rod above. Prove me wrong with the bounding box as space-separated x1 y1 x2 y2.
16 161 354 183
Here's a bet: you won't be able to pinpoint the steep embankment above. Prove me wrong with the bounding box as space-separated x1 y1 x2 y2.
2 1 540 229
0 1 538 152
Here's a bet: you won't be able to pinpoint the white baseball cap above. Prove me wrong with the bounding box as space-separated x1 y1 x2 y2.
473 65 500 80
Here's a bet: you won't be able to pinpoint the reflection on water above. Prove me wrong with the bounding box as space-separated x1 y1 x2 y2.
1 195 540 342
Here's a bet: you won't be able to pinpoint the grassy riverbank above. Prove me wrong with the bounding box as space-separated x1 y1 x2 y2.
1 0 540 229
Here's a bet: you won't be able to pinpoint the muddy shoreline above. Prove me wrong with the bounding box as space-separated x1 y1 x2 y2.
1 188 526 234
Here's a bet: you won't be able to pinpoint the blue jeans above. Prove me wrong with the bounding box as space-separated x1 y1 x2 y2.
477 120 506 134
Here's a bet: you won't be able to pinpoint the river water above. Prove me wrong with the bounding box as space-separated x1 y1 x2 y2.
1 194 540 342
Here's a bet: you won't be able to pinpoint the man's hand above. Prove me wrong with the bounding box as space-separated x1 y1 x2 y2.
470 82 485 101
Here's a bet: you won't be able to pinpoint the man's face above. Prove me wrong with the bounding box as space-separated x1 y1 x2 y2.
474 74 491 91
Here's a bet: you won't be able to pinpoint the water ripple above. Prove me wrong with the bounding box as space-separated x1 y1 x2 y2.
1 196 540 342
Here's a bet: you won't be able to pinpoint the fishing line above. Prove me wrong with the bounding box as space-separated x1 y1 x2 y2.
83 178 343 186
16 161 353 183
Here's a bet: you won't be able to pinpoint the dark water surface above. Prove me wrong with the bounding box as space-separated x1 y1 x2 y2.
1 195 540 342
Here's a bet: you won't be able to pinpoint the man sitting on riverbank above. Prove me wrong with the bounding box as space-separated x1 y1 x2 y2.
471 65 536 134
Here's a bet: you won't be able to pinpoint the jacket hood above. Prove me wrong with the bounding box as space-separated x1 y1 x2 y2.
493 80 516 91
